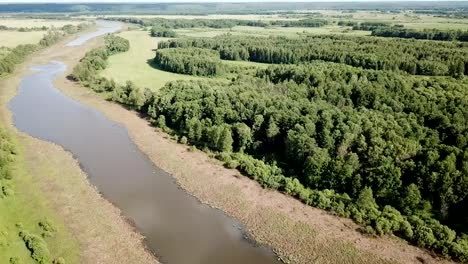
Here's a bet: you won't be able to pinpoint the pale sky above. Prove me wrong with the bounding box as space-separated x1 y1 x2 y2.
0 0 463 2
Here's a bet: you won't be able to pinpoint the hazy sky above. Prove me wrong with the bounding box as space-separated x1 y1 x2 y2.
0 0 462 2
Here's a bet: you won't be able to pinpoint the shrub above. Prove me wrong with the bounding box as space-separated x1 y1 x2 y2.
179 136 188 144
19 231 50 264
53 257 66 264
9 257 20 264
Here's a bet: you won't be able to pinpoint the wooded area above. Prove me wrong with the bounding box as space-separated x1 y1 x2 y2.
72 32 468 262
107 17 328 29
158 34 468 77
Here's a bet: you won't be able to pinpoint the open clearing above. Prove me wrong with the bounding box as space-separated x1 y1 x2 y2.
175 25 370 37
100 30 198 90
0 31 45 47
101 30 271 89
0 18 83 28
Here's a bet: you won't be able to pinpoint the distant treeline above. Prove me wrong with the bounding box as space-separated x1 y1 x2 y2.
0 23 90 33
414 9 468 19
372 27 468 42
72 34 468 261
0 25 48 32
106 17 328 29
0 23 91 77
158 34 468 77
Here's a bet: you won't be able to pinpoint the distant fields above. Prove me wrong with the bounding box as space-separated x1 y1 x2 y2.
100 30 198 90
100 29 276 90
0 31 45 47
99 14 296 21
0 18 83 28
176 25 370 38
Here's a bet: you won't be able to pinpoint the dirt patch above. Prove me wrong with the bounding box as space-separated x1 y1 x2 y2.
52 36 454 264
0 34 157 264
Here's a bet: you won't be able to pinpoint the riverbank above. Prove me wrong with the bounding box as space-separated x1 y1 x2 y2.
0 32 157 263
54 34 453 264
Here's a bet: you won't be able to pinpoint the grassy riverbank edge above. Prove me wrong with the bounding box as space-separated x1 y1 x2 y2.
0 29 158 264
56 32 454 264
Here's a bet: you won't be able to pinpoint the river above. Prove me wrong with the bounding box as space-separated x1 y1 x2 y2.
8 21 280 264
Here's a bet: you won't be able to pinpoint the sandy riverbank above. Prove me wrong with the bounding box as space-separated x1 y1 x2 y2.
0 34 157 264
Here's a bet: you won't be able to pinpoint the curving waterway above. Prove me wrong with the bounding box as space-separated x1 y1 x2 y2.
9 21 280 264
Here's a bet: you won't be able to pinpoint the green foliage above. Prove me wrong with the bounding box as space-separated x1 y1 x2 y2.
0 23 90 77
72 24 468 262
159 34 468 76
104 34 130 55
38 219 56 238
109 17 327 29
150 26 177 38
0 44 37 76
52 257 66 264
179 136 188 144
154 48 222 76
19 230 50 264
9 257 21 264
372 27 468 42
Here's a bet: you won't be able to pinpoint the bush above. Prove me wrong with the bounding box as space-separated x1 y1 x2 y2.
38 219 56 237
179 136 188 144
19 231 50 264
224 159 239 169
9 257 20 264
52 257 66 264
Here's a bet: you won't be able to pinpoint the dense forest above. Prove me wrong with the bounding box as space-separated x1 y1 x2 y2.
372 27 468 42
158 34 468 77
154 48 222 76
72 32 468 262
106 16 328 29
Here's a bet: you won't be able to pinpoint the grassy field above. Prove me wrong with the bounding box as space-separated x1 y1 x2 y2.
101 30 198 90
176 25 370 37
0 18 83 28
329 11 468 30
0 31 46 47
0 143 80 264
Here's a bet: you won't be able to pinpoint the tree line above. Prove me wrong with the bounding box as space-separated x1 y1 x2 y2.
150 26 177 38
154 48 222 76
0 23 90 33
106 17 328 29
0 25 48 31
0 23 91 77
157 34 468 77
372 27 468 42
351 21 392 31
72 33 468 262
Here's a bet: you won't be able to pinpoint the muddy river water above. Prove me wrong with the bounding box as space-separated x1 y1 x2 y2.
9 21 280 264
